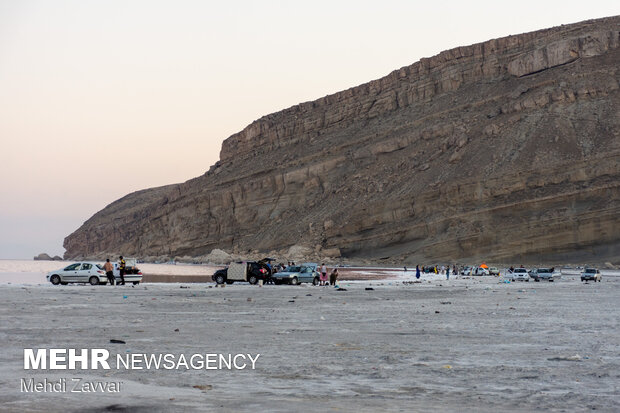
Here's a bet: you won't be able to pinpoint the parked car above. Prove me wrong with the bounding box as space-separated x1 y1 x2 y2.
271 263 320 285
507 268 530 282
581 268 602 282
113 258 143 285
488 267 500 276
212 259 273 285
460 266 473 275
472 267 490 276
47 262 107 285
529 268 559 282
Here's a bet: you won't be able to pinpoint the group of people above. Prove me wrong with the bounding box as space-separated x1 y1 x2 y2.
319 263 339 286
102 256 127 286
411 264 458 280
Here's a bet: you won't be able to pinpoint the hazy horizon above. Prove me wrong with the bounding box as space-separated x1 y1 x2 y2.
1 1 618 259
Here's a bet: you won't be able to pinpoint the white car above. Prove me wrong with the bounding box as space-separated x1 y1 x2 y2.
47 262 108 285
112 259 143 285
460 266 473 275
581 268 602 282
472 267 490 276
507 268 530 282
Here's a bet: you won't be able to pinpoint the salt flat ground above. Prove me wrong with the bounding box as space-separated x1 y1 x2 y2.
0 275 618 412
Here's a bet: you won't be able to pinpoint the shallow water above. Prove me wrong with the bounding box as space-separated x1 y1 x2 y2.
0 260 220 284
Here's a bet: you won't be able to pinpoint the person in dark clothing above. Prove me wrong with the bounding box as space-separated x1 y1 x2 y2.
118 256 126 285
329 268 339 286
416 265 421 279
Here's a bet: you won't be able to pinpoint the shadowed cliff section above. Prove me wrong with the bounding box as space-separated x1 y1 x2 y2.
64 16 620 264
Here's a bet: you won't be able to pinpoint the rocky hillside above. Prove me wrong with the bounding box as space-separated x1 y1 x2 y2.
64 16 620 265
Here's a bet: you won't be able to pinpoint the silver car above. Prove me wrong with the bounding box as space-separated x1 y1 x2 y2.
507 268 530 282
529 268 559 282
472 267 490 276
581 268 602 282
47 262 108 285
271 263 320 285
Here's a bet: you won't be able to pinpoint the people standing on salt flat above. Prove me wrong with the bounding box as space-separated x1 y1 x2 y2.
118 256 126 285
320 263 328 286
103 258 114 285
330 267 339 286
416 265 421 279
446 266 450 280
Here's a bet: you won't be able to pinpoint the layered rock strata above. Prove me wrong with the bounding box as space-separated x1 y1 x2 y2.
65 16 620 264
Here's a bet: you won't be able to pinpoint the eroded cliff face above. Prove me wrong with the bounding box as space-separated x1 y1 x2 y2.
64 16 620 264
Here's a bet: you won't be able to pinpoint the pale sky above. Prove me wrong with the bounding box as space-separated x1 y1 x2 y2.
1 0 618 259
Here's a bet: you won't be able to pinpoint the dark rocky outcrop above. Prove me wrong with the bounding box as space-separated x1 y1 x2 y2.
34 253 53 261
64 16 620 265
34 253 62 261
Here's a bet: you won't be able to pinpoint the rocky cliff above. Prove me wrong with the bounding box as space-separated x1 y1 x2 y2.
64 16 620 265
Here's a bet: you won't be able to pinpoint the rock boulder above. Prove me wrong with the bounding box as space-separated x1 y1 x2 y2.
34 253 53 261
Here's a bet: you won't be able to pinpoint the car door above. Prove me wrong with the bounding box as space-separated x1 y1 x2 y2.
78 263 93 283
302 266 315 283
313 268 320 283
309 266 319 283
62 263 81 282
